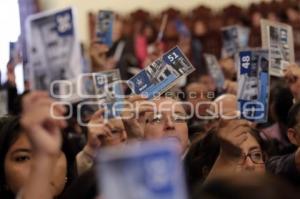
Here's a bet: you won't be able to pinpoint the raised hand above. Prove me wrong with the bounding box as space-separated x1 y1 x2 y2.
284 64 300 101
121 95 155 139
20 91 67 156
216 119 252 156
84 109 113 155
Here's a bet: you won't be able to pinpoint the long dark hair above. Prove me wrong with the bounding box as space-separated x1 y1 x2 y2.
185 126 267 192
0 116 75 199
0 116 21 199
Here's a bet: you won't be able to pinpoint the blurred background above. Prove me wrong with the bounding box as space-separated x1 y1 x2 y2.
1 0 299 94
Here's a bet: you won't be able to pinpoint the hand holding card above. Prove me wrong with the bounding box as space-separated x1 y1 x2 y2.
128 46 195 99
96 10 114 47
97 140 187 199
237 49 270 123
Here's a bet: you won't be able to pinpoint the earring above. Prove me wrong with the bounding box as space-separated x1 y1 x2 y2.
65 177 68 184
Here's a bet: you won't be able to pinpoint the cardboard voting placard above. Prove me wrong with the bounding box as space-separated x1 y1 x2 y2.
26 7 82 98
97 140 187 199
128 46 195 99
237 49 270 123
261 19 295 77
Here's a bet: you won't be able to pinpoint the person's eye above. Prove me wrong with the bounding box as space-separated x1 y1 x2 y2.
151 114 162 123
151 117 162 123
173 117 186 122
111 129 123 134
14 155 31 163
173 114 187 122
251 152 263 160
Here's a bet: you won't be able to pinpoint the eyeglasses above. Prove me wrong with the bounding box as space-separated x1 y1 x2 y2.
145 113 188 125
237 151 265 165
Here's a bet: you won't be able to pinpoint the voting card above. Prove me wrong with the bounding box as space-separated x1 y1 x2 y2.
128 46 195 99
26 7 81 98
96 10 114 47
261 19 295 77
97 140 187 199
92 69 124 119
237 49 270 123
221 25 250 57
204 53 225 93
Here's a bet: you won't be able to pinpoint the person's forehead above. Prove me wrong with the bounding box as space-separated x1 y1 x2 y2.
199 75 213 82
8 133 32 153
153 97 185 112
108 119 124 128
240 132 261 152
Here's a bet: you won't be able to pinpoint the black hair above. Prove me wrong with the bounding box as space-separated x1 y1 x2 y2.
287 102 300 129
272 85 294 126
0 116 22 199
184 129 220 192
0 116 75 199
184 127 267 193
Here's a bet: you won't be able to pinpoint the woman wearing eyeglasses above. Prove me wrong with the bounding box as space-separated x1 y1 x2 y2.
185 119 267 190
206 119 266 181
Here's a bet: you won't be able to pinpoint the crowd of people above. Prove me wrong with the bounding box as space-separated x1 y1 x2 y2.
1 0 300 199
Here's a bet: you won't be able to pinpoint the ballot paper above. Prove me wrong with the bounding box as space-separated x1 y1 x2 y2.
26 7 81 99
261 19 295 77
237 49 270 123
128 46 195 99
93 69 123 118
97 140 187 199
221 25 250 57
76 69 124 120
204 53 225 93
95 10 114 47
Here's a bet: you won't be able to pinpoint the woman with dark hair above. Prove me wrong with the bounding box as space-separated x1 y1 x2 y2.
0 92 74 199
0 116 22 199
185 119 267 192
185 130 220 191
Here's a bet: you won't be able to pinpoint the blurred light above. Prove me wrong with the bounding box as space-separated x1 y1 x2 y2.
0 0 21 85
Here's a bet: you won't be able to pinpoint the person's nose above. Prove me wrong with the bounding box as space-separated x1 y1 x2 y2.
121 130 127 142
164 115 175 130
243 156 255 171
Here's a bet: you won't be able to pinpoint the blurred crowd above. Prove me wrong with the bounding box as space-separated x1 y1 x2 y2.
85 0 300 74
1 0 300 199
